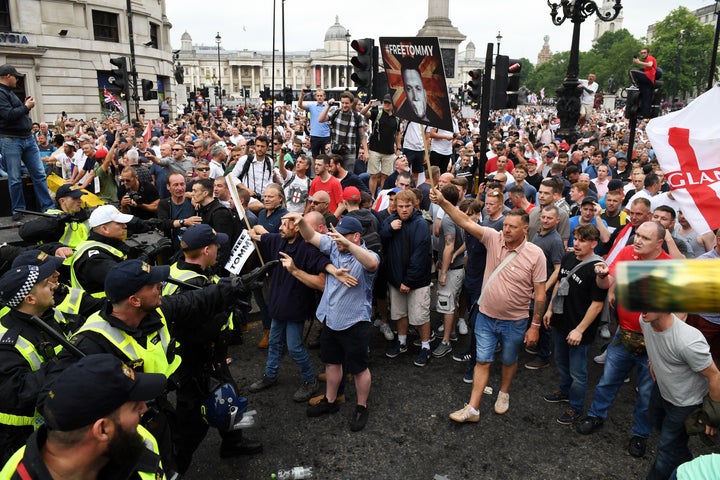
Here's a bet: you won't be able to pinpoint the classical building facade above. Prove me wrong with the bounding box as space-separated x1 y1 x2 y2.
0 0 174 123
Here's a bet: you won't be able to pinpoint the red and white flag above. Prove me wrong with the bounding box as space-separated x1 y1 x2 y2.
647 87 720 234
103 88 124 113
142 120 152 143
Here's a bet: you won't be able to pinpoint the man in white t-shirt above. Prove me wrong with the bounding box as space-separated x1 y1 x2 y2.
578 73 598 127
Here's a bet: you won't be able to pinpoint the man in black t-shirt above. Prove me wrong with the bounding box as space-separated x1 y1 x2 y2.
542 224 607 425
366 94 401 197
118 166 160 220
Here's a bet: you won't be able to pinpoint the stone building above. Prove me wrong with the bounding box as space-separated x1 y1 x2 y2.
0 0 173 123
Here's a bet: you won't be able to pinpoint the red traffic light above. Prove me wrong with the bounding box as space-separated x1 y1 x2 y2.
509 63 521 73
351 39 373 55
468 70 481 80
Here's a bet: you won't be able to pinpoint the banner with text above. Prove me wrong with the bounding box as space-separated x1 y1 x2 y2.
647 87 720 234
379 37 453 132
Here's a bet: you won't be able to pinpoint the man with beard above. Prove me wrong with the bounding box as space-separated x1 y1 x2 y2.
0 354 168 479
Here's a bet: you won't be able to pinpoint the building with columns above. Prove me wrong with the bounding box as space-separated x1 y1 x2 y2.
0 0 173 123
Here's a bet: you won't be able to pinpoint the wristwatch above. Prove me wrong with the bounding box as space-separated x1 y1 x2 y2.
180 219 185 227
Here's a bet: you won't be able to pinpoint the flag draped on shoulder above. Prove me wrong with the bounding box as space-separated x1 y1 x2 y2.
647 87 720 234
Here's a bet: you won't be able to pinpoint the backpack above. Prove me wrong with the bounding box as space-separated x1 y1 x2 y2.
344 210 382 260
373 109 400 144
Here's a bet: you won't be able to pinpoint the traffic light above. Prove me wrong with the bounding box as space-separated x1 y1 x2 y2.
492 55 509 110
506 59 522 108
283 86 293 104
109 57 128 94
625 85 640 120
260 86 271 101
468 69 482 103
244 87 250 98
350 38 374 89
200 87 209 98
141 79 157 101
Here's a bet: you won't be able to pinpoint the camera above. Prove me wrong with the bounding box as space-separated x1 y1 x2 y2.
281 146 289 154
126 190 142 203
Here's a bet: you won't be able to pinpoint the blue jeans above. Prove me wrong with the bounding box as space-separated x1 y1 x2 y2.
475 312 527 365
587 331 653 438
553 328 590 413
265 319 315 383
646 385 697 480
0 136 54 213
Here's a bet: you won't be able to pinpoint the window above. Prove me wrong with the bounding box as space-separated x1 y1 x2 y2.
92 10 119 42
149 22 159 48
0 0 10 32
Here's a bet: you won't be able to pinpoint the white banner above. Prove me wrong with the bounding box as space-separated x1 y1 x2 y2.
225 230 255 275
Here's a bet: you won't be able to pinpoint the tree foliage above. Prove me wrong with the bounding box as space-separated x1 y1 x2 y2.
523 6 715 101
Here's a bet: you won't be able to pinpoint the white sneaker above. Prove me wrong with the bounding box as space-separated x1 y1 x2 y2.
599 324 611 339
594 350 607 365
494 391 510 415
379 322 394 341
373 318 381 327
437 324 445 333
458 318 468 335
449 403 480 423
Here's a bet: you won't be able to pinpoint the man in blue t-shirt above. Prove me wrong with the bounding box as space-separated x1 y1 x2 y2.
298 88 330 158
567 198 610 250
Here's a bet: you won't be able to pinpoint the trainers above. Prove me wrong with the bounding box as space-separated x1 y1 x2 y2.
385 340 407 358
543 390 569 403
379 322 394 341
350 405 369 432
248 375 277 393
593 350 607 365
462 369 473 384
414 347 431 367
628 436 647 458
449 331 458 342
525 345 538 355
453 351 473 362
449 404 480 423
308 393 345 406
292 381 318 403
412 329 436 347
557 408 581 425
437 324 445 333
306 397 340 417
458 318 468 335
576 415 604 435
599 324 611 339
494 391 510 414
373 318 382 327
525 357 550 370
432 341 453 358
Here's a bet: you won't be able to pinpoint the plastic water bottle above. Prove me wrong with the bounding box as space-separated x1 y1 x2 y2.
272 466 313 479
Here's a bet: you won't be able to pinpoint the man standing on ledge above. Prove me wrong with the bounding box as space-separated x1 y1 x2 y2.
431 188 546 422
0 64 54 221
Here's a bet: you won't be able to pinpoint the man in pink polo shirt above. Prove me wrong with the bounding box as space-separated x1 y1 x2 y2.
431 188 546 422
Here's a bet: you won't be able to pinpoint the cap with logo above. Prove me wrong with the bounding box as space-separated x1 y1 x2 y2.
55 184 85 200
38 353 167 431
104 259 170 303
88 205 133 228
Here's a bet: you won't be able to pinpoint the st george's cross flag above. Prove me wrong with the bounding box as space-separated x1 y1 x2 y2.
647 87 720 234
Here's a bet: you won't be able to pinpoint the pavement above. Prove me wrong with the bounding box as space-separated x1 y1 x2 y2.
182 315 717 480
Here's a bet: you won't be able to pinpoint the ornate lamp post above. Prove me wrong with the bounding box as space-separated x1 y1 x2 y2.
548 0 622 143
215 32 222 107
495 31 502 56
345 30 351 89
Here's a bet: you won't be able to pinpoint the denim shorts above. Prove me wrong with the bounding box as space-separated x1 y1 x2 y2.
475 312 528 365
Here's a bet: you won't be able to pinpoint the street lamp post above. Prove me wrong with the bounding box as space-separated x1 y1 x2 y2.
709 0 720 91
345 30 351 89
211 74 217 107
548 0 622 143
675 29 685 103
215 32 222 108
496 31 502 57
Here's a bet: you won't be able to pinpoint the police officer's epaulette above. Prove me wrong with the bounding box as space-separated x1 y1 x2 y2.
0 325 21 347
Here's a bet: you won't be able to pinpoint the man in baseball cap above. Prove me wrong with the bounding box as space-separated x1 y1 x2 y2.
1 354 167 479
180 223 228 251
87 204 133 228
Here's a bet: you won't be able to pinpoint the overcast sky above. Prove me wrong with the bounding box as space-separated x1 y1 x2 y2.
167 1 704 63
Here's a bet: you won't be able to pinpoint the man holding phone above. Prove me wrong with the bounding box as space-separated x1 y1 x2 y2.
0 64 54 220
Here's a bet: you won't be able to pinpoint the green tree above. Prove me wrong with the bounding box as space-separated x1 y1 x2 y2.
650 6 714 100
526 51 568 95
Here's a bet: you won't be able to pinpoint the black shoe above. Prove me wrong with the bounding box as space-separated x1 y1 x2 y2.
219 438 263 458
350 405 369 432
248 375 277 393
11 212 23 222
628 435 647 458
307 397 340 417
576 415 604 435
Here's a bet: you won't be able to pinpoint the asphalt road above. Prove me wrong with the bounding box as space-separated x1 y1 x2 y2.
182 316 716 480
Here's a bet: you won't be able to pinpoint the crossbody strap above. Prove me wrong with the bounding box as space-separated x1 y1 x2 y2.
478 249 519 306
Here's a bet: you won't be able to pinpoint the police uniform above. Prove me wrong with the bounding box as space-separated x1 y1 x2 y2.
44 208 89 249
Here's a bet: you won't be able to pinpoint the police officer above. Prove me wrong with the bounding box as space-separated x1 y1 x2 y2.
19 184 90 249
163 224 262 473
1 354 168 480
0 256 66 464
69 205 133 296
56 259 267 474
